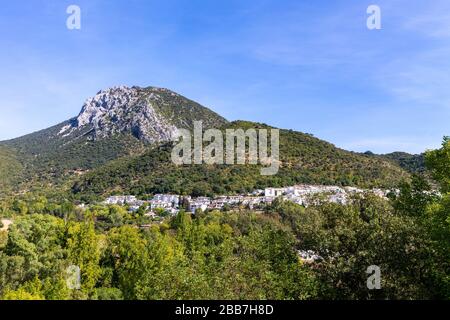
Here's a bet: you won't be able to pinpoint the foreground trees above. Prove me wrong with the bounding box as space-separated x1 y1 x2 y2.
0 212 318 300
0 137 448 300
270 196 440 299
1 196 447 300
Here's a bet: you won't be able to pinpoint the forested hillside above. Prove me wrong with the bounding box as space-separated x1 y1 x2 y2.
378 152 426 173
0 87 412 198
0 146 23 194
0 86 228 191
72 121 410 200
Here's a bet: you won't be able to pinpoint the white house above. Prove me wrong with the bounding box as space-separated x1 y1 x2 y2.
264 188 285 197
152 194 180 205
104 195 138 205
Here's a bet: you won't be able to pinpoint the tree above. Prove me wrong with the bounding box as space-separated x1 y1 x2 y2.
105 225 148 299
2 277 45 300
280 196 437 299
423 137 450 298
95 287 123 300
66 218 101 298
426 136 450 193
394 174 437 217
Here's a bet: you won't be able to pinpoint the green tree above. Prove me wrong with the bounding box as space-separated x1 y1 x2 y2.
423 137 450 298
426 136 450 193
394 174 437 217
66 218 101 298
2 277 45 300
105 225 148 299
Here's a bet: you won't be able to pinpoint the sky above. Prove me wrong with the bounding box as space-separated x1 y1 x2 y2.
0 0 449 154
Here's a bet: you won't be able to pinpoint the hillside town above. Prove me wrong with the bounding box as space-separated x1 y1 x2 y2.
102 184 396 218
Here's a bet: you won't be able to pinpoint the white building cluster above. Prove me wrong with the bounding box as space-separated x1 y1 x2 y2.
188 195 268 212
264 184 392 207
103 195 145 207
149 194 180 215
103 184 394 216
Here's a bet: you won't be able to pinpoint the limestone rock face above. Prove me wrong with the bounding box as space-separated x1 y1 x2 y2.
59 86 179 143
0 84 228 178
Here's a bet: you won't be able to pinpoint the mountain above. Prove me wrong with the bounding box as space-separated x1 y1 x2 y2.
71 121 410 200
380 152 426 173
59 86 227 143
364 151 426 174
0 86 228 188
0 85 411 198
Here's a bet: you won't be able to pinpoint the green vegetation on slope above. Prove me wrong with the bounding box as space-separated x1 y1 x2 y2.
378 152 426 173
72 121 410 200
0 89 229 193
1 122 146 188
0 146 23 193
0 137 448 300
141 87 229 130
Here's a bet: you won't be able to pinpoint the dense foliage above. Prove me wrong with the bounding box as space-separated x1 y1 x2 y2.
0 209 319 300
1 117 410 199
0 88 228 193
0 146 23 193
0 113 448 303
2 125 146 188
0 137 448 300
379 152 426 174
72 122 409 200
0 193 448 299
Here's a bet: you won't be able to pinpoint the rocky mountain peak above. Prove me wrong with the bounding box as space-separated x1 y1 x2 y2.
76 86 139 127
58 85 180 143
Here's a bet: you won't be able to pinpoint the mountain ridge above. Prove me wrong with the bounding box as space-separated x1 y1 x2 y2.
0 85 228 191
0 85 411 197
72 120 410 200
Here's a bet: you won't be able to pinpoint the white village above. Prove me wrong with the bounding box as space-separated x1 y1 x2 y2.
102 184 396 219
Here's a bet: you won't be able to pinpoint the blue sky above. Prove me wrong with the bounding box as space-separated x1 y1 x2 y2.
0 0 448 153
